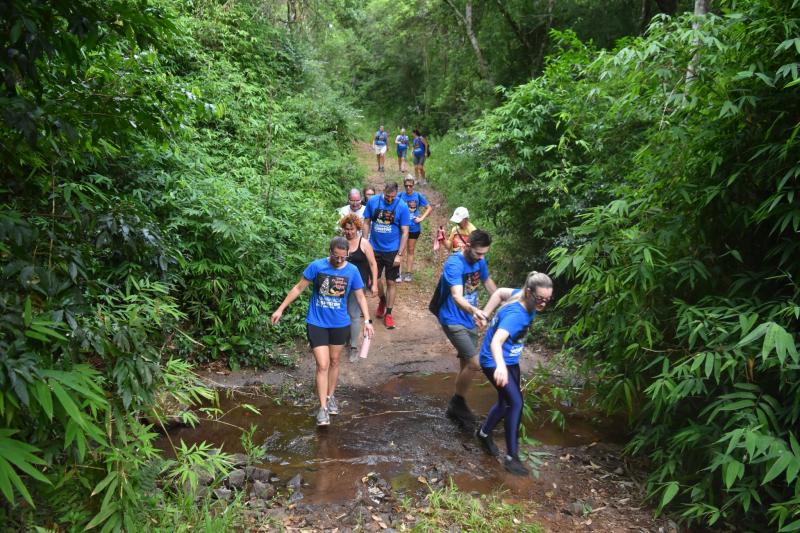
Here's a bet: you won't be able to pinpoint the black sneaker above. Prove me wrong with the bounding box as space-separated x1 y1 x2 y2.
503 455 529 476
475 428 499 456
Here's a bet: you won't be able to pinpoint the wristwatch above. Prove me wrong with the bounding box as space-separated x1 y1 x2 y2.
364 319 373 324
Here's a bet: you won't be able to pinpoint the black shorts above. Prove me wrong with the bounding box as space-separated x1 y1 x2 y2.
306 324 350 349
374 251 400 280
408 231 421 240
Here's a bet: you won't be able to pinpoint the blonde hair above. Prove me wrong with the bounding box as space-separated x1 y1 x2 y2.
501 271 554 311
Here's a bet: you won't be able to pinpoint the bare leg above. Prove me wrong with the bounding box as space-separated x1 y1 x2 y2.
312 345 331 408
385 278 397 309
455 356 481 397
406 238 417 275
327 344 344 396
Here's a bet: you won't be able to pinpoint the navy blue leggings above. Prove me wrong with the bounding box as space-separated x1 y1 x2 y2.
481 364 523 457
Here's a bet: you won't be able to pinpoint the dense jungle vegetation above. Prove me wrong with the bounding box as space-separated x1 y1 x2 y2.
1 0 799 531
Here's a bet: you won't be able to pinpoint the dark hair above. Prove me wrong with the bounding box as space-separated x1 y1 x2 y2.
413 129 420 136
468 229 492 248
383 182 399 193
329 236 348 253
339 213 363 231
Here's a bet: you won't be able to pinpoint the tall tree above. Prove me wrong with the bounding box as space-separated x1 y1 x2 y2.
442 0 493 84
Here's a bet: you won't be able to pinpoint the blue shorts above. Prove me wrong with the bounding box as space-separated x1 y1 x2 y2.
397 147 407 157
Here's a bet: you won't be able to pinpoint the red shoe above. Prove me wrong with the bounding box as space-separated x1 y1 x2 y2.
376 300 385 319
384 314 396 329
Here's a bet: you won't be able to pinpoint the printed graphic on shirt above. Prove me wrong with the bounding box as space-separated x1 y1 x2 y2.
406 198 418 213
463 271 481 305
315 273 348 309
374 208 396 234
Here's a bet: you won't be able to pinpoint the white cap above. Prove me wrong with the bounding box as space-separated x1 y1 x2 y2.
450 207 470 223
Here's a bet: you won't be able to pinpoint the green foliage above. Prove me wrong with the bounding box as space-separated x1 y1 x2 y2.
1 0 360 528
432 0 800 528
314 0 691 131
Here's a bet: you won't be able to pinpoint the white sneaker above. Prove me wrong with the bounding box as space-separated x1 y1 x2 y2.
316 407 330 426
326 395 339 415
403 273 413 282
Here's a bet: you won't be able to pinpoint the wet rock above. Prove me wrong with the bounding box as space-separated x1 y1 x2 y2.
288 491 304 504
229 453 249 467
250 480 275 500
180 467 213 493
264 454 280 463
213 487 232 501
227 468 246 489
287 473 303 490
245 466 272 483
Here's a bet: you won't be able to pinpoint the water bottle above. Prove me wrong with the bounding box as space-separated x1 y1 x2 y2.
358 331 371 359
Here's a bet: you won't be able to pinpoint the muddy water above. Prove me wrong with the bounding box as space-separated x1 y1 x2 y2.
164 372 624 504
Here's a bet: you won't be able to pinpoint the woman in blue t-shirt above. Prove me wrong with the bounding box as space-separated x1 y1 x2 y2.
474 271 553 476
395 128 409 172
271 236 375 426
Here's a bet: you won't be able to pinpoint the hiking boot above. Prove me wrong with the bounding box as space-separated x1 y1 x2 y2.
403 272 413 282
384 313 396 329
316 407 330 426
503 455 529 476
376 299 385 319
446 395 477 427
475 428 500 457
326 395 339 415
348 346 359 363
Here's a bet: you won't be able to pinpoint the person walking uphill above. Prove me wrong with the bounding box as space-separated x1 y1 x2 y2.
475 272 553 476
373 125 389 173
362 182 411 330
271 236 375 427
435 230 497 428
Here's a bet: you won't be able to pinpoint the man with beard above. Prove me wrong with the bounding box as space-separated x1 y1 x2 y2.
436 229 497 428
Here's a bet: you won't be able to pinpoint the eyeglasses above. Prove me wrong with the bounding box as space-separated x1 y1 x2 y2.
404 183 414 188
329 254 347 263
534 296 553 305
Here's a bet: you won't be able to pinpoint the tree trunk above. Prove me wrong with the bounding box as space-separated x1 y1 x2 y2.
639 0 652 34
443 0 493 84
533 0 555 74
686 0 711 84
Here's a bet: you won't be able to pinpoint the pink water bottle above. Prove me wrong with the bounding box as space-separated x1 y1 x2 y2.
358 331 371 359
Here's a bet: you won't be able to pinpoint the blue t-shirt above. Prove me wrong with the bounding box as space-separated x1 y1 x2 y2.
363 194 411 252
302 258 364 328
479 301 536 368
375 131 388 146
399 191 429 233
437 252 489 328
412 137 425 156
397 135 409 149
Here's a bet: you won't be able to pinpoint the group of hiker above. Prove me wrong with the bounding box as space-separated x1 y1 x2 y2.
373 125 429 183
270 127 554 477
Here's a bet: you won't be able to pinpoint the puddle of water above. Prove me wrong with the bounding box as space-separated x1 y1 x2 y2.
160 372 625 504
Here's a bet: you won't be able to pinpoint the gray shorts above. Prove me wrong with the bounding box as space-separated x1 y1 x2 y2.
442 324 479 359
413 153 426 166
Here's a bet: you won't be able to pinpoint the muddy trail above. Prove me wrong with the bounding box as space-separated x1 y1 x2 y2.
185 142 671 531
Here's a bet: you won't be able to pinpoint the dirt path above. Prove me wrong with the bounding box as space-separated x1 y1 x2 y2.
193 142 672 532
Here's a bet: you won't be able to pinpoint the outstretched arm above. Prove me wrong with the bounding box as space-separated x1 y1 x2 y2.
271 277 311 324
483 287 515 317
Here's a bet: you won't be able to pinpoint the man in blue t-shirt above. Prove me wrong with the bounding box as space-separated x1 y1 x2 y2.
362 181 411 330
436 229 497 428
373 125 388 173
